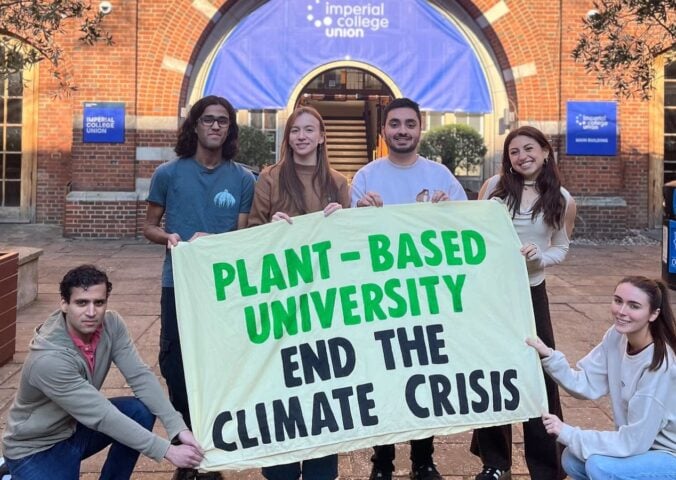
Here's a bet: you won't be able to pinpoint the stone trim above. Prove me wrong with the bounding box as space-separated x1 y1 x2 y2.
502 62 537 82
476 1 509 28
136 146 176 161
66 191 139 202
192 0 220 21
575 196 627 207
162 55 192 76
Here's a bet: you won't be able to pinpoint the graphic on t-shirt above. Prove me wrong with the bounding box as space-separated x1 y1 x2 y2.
214 189 236 208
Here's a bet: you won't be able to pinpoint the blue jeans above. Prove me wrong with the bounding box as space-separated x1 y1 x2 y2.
5 397 155 480
562 446 676 479
262 454 338 480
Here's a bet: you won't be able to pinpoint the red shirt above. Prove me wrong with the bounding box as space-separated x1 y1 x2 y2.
68 326 103 374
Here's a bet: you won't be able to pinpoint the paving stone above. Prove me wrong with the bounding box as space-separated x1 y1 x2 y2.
0 225 668 478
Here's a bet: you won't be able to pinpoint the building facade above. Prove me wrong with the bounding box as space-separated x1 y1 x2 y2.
1 0 671 238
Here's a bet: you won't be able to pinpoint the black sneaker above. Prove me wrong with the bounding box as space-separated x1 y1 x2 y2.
370 465 393 480
195 472 223 480
475 466 511 480
410 463 442 480
171 468 197 480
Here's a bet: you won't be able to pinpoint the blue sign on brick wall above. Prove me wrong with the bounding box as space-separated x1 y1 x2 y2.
566 101 617 156
83 102 125 143
669 220 676 274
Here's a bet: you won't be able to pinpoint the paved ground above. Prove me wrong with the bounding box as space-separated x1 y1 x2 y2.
0 224 666 479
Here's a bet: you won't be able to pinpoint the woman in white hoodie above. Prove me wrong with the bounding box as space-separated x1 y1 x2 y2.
528 276 676 479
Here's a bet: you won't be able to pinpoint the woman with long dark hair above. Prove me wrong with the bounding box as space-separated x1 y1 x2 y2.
527 276 676 479
248 105 350 480
471 126 577 480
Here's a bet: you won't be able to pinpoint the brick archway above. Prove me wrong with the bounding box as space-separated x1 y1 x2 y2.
137 0 563 125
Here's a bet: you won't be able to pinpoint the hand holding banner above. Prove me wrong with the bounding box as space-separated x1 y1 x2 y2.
172 201 547 471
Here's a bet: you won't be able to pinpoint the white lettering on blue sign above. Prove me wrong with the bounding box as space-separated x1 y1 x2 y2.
306 1 389 38
669 221 676 274
575 114 609 131
85 116 116 134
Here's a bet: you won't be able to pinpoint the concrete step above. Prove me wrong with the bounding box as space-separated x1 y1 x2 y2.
327 143 367 150
325 118 368 178
326 124 366 130
327 130 366 137
329 149 367 159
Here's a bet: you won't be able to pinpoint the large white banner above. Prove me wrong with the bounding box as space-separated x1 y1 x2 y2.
172 201 547 471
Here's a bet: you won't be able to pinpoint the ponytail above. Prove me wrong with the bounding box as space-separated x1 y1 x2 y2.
619 276 676 370
650 280 676 370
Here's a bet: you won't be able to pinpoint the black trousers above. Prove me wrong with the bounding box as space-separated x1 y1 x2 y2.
159 287 192 429
371 437 435 473
470 282 565 480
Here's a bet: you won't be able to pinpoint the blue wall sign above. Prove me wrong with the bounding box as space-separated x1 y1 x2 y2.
83 102 125 143
566 101 617 156
669 220 676 273
204 0 492 112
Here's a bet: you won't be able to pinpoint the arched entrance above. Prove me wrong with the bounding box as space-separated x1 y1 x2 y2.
187 0 510 188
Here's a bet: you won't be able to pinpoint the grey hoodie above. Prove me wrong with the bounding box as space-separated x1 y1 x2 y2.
2 309 187 461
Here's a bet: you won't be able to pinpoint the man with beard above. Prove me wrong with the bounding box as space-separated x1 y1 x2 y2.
350 97 467 480
351 97 466 208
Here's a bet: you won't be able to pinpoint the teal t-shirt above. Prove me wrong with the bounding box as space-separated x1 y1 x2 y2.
147 158 255 287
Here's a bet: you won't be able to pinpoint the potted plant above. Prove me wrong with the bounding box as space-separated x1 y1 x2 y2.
419 123 487 175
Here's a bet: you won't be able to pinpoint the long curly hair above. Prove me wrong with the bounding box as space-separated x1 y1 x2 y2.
174 95 239 160
618 276 676 371
490 126 565 229
276 106 339 214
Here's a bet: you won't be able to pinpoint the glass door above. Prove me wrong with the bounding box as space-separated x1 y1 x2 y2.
0 68 35 222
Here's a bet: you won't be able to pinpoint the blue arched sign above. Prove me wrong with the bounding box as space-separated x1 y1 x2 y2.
204 0 492 112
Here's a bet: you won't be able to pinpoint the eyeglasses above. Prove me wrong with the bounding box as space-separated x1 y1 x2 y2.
199 115 230 127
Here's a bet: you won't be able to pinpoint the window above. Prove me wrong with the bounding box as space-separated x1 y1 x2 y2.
421 112 443 132
420 112 484 176
455 113 483 133
1 71 22 207
249 109 277 161
304 68 391 94
449 113 483 176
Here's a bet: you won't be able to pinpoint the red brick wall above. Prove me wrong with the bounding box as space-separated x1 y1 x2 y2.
68 0 138 193
64 200 138 238
460 0 652 232
71 130 137 192
574 204 628 239
36 81 74 224
135 201 148 238
0 251 18 366
29 0 658 237
557 1 651 230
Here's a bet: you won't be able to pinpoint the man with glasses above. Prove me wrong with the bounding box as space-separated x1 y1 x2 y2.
144 95 255 480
